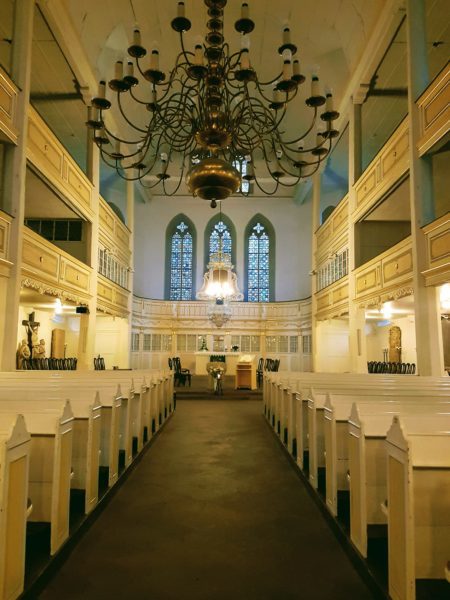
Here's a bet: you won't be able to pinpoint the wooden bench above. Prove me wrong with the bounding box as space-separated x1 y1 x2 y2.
386 416 450 600
324 394 450 518
0 414 30 600
0 402 74 556
0 388 102 514
304 380 450 490
348 404 450 559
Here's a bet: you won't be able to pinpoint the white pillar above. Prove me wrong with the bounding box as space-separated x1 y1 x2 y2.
77 128 100 370
126 179 135 368
1 0 35 371
348 100 368 373
406 0 444 375
310 171 321 372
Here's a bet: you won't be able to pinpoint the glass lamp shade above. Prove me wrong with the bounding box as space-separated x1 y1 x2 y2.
197 258 243 302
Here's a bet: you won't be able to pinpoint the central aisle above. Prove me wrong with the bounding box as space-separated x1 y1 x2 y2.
38 400 375 599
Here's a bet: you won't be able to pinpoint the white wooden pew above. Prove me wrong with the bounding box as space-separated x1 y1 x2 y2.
348 404 450 559
0 388 102 516
0 414 30 600
0 403 73 556
324 394 450 518
0 380 123 492
306 382 450 490
386 416 450 600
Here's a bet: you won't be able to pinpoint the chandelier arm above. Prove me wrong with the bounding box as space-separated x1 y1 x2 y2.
100 118 149 149
252 173 281 196
280 107 319 145
255 73 284 87
116 94 149 134
178 30 195 67
126 87 151 106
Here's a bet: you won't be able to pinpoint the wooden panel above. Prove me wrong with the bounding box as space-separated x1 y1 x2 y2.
422 213 450 286
429 229 450 263
60 258 90 292
316 221 332 252
332 284 349 303
417 64 450 156
97 279 114 302
316 291 330 311
356 266 379 296
22 236 59 280
382 248 413 284
0 212 11 261
27 118 64 180
355 166 377 207
0 68 18 143
65 161 92 210
99 202 115 236
332 198 348 233
380 127 409 181
114 288 130 310
114 221 130 249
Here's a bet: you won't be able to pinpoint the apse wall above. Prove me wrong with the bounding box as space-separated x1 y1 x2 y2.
132 194 313 301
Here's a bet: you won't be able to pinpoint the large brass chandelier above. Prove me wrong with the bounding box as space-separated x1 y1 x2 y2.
87 0 339 206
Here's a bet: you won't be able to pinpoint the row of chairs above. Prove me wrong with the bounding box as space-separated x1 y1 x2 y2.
368 361 416 374
21 357 78 370
257 357 281 387
168 357 191 386
94 356 106 370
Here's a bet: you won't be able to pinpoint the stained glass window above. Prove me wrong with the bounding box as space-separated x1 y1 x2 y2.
170 221 193 300
209 220 232 261
248 222 270 302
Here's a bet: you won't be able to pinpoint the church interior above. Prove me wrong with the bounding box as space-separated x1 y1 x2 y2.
0 0 449 598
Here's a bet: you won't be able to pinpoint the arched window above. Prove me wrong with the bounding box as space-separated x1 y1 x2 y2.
165 215 196 300
204 213 236 270
245 216 275 302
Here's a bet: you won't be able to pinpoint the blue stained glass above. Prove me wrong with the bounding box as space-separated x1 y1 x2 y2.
170 225 193 300
247 223 270 302
209 221 232 263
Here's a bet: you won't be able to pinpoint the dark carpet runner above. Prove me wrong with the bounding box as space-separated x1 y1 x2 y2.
36 397 377 599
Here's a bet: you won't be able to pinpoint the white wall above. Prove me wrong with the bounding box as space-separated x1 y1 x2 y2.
133 193 313 302
314 319 351 373
94 315 130 369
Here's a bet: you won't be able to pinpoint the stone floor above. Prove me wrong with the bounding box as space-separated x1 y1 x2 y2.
36 398 377 599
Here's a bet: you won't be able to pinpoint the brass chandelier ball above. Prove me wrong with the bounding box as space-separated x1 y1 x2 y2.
186 157 241 206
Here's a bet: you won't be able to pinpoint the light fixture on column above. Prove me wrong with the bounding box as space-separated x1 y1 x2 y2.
87 1 339 205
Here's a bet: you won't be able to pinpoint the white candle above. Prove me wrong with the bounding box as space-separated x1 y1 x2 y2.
115 61 123 80
126 61 134 77
177 2 185 18
283 27 291 45
194 44 203 66
273 88 283 103
293 59 300 76
282 60 292 80
133 29 141 46
241 48 250 70
98 81 106 98
150 50 159 71
311 76 319 97
326 93 333 111
316 131 323 145
241 2 249 19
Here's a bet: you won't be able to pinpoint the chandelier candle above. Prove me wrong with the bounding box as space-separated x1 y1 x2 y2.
88 0 339 202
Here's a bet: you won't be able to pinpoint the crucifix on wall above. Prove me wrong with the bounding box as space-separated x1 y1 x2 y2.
22 311 40 358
